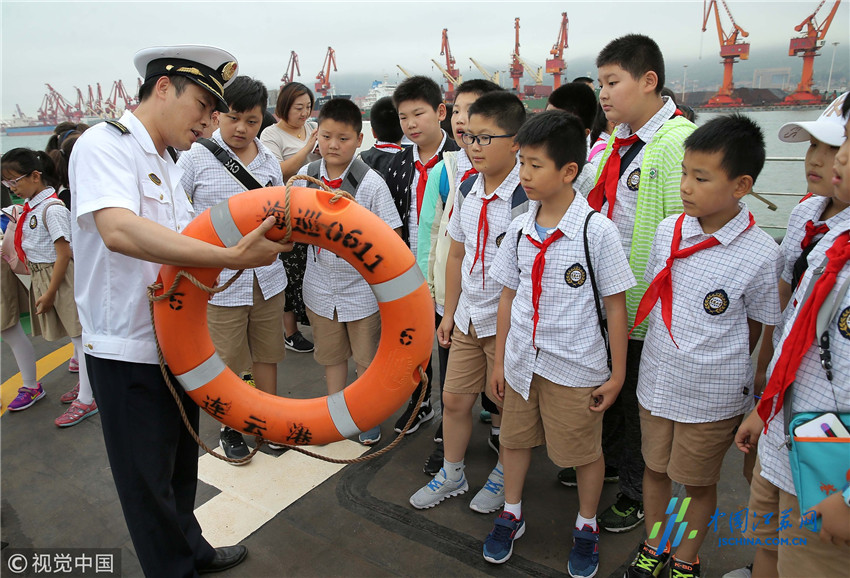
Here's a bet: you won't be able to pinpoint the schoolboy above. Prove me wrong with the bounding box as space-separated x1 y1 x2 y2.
409 91 527 514
625 114 781 578
70 45 287 576
734 96 850 578
386 76 460 435
178 75 288 462
358 96 404 180
293 98 402 445
545 82 599 196
484 111 635 577
589 34 697 532
415 79 503 474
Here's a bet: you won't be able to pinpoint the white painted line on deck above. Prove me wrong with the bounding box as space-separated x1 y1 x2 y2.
194 440 369 547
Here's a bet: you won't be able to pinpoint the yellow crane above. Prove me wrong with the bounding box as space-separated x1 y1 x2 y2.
396 65 413 78
469 58 501 85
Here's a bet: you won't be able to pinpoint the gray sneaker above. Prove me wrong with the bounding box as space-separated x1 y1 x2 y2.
470 464 506 513
410 467 468 509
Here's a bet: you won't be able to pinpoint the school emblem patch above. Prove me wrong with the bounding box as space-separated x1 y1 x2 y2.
29 215 37 229
148 173 162 186
704 289 730 315
838 306 850 340
496 232 505 247
565 263 586 288
627 168 641 191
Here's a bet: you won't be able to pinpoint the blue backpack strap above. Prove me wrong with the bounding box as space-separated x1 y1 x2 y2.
456 173 478 214
510 183 529 220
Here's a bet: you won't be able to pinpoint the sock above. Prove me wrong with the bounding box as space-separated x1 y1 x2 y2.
490 426 500 436
71 337 94 404
576 514 597 531
504 500 522 519
647 541 671 556
494 461 504 475
1 322 37 388
673 555 698 566
443 458 464 481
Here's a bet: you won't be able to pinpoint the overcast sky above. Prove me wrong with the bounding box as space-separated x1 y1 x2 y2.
1 0 848 118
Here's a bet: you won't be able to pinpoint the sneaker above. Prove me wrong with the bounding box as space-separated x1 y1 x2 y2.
568 524 600 578
220 427 251 464
68 357 79 373
721 564 752 578
558 466 619 487
8 383 46 411
60 382 80 404
482 512 525 564
625 542 670 578
423 444 444 476
469 465 505 513
284 331 314 353
54 399 99 427
409 467 468 509
241 373 255 388
358 426 381 445
266 440 288 451
393 400 435 434
479 409 492 423
433 420 443 443
600 493 644 533
488 433 500 455
669 558 700 578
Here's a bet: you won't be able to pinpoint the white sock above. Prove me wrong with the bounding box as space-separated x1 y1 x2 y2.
443 458 464 481
576 513 597 531
71 337 94 404
504 500 522 519
490 426 501 436
2 322 37 388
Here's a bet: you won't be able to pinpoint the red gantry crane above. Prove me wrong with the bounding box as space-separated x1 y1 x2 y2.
784 0 842 104
37 84 79 125
280 51 301 88
546 12 569 89
315 47 337 98
431 28 461 102
702 0 750 106
509 18 524 92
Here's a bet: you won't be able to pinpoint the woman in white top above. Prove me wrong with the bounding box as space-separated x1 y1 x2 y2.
260 82 321 180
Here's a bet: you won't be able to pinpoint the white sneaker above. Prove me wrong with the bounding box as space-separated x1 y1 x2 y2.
410 467 468 509
470 464 505 513
722 565 753 578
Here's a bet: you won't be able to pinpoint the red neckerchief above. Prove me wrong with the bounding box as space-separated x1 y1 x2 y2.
587 133 640 219
631 212 755 346
526 228 565 348
15 192 59 264
470 194 498 288
801 220 830 251
322 176 343 189
375 143 402 151
414 155 439 218
461 168 478 182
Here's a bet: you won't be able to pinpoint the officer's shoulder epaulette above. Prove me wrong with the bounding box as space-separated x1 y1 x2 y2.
105 120 130 135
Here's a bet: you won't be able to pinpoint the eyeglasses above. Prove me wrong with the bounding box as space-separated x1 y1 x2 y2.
460 133 516 147
1 173 30 189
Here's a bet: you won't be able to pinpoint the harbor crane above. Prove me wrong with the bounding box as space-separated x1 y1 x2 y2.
38 84 78 125
701 0 749 106
315 47 337 98
433 28 461 102
280 51 301 87
104 80 137 117
396 64 413 78
469 58 500 86
545 12 569 89
510 17 524 92
784 0 842 104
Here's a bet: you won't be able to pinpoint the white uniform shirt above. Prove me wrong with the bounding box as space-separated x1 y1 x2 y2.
489 194 636 399
295 159 402 322
603 97 677 259
574 162 596 198
453 148 473 191
638 204 783 423
177 129 287 307
21 187 72 263
447 162 524 338
70 110 195 364
780 195 849 285
408 131 448 259
759 221 850 495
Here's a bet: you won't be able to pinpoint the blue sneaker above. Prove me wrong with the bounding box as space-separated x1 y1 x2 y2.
483 511 525 564
358 426 381 446
568 524 600 578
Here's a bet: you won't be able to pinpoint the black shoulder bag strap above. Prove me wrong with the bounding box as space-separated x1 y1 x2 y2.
583 210 611 369
197 138 264 191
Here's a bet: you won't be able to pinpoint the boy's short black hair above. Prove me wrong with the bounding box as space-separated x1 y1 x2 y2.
516 110 586 174
596 34 666 94
369 97 403 143
224 76 268 113
455 79 502 100
547 82 598 132
467 92 526 135
572 76 594 86
684 113 765 182
393 75 443 111
317 98 362 133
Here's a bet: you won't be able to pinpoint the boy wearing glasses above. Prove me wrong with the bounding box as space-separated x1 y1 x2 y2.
410 92 527 515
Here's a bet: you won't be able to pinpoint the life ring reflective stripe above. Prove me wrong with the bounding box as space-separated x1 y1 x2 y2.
153 186 434 446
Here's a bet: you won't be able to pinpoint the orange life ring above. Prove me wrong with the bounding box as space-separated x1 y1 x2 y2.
153 186 433 445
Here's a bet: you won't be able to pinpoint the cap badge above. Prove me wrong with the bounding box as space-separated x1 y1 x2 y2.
221 61 237 82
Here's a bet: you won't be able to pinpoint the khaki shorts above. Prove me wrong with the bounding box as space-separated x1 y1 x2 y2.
500 374 602 468
28 261 81 341
639 404 742 486
306 308 380 367
1 259 28 331
443 322 498 405
207 278 286 374
746 457 850 574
